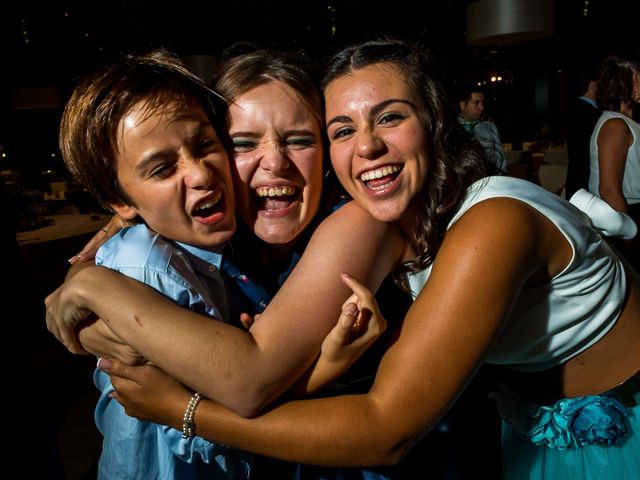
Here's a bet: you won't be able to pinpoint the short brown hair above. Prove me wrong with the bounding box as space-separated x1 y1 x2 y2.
59 50 228 210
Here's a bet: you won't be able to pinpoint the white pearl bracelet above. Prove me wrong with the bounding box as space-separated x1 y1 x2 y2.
182 392 202 438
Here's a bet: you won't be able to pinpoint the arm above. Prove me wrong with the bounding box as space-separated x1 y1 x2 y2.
77 318 147 365
597 117 632 213
46 202 405 416
290 273 387 395
106 198 563 465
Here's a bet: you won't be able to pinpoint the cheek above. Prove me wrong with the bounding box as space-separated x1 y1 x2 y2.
232 155 257 184
329 144 351 179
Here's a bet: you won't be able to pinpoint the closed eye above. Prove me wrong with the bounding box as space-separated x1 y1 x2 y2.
232 138 259 153
148 161 177 179
286 136 316 150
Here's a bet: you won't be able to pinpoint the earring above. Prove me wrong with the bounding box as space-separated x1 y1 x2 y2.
634 88 640 104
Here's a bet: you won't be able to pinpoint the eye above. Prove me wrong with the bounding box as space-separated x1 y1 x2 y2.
329 126 355 141
378 112 405 126
286 136 316 150
148 162 177 179
232 138 259 153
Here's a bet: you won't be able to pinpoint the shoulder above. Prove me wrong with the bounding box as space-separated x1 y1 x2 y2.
96 224 176 271
598 115 633 144
451 196 542 241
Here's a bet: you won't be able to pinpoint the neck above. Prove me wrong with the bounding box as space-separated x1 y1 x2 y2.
256 239 298 266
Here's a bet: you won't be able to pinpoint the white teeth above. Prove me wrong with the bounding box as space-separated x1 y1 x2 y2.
255 186 297 197
359 165 400 182
194 191 222 211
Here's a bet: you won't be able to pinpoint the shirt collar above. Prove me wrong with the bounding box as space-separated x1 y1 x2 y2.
579 96 598 109
175 241 224 276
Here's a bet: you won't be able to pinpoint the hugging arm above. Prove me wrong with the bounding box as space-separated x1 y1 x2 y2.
107 199 544 465
46 202 404 416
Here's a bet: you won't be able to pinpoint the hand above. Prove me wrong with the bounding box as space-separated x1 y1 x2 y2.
320 272 387 361
44 281 93 354
100 358 191 428
78 318 147 365
68 214 131 264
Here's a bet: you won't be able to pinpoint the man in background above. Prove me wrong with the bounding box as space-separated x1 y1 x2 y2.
458 85 507 173
565 70 600 199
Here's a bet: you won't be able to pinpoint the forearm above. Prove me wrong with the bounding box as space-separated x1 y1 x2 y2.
599 188 628 213
77 318 146 365
179 392 410 466
71 266 269 414
288 357 347 396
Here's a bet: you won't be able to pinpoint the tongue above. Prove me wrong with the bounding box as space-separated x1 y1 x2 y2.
263 196 293 211
367 175 393 188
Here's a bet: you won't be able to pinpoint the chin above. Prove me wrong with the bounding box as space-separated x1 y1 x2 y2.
255 227 302 247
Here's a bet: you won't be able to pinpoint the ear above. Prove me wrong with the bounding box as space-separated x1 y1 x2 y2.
110 203 139 221
459 100 466 111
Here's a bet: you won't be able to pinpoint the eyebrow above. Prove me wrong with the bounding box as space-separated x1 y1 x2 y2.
230 129 317 138
326 98 417 128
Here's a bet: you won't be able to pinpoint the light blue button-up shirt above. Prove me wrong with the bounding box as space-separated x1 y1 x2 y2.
94 223 251 479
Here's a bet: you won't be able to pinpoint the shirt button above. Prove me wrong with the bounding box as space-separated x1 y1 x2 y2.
208 264 217 272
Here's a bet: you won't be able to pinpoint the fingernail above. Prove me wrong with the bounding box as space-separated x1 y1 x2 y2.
341 272 351 280
68 253 83 264
97 358 111 371
343 303 358 316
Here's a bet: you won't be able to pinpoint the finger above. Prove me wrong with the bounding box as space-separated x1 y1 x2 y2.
99 357 139 383
340 273 375 304
240 313 254 329
327 302 358 346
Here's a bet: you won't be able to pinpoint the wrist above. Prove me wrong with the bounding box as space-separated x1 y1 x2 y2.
182 392 203 438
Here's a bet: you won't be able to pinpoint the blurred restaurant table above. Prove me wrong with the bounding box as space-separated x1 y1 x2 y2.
17 213 112 246
17 213 112 292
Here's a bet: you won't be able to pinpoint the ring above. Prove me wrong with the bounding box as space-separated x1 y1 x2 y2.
101 227 108 234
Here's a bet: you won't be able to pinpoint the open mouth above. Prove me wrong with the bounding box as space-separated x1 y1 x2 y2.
254 185 299 212
359 165 402 191
192 190 223 219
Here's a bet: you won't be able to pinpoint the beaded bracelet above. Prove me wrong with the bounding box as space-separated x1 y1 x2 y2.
182 392 202 438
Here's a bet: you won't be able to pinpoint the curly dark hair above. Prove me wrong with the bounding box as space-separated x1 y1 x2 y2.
596 54 640 112
321 38 496 277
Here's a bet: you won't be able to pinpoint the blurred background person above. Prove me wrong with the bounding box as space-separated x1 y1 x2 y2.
457 84 507 174
565 67 600 199
589 54 640 271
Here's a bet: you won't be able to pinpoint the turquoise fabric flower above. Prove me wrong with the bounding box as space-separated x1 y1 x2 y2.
567 395 629 446
526 394 629 450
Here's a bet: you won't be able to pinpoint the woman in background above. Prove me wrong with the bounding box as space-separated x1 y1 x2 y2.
589 54 640 271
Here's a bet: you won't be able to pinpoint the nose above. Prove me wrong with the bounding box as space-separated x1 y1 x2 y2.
259 142 290 175
355 129 385 159
184 158 213 189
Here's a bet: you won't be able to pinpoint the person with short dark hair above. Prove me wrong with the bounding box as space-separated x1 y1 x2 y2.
458 84 507 173
565 69 600 199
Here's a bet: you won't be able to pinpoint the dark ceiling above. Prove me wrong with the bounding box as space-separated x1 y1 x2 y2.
1 0 638 165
